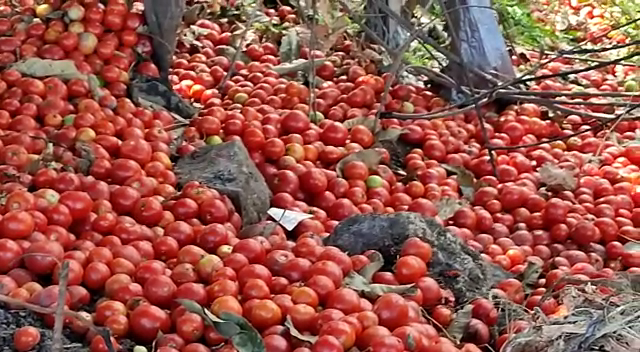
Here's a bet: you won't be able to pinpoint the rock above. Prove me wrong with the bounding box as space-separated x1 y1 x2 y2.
323 212 511 303
174 140 272 226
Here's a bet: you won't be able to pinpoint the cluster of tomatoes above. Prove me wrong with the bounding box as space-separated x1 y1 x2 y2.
0 0 638 352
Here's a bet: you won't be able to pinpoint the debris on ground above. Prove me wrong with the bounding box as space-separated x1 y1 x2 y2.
324 212 512 303
174 140 272 226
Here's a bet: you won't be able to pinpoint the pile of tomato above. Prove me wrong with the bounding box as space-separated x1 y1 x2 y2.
0 0 638 351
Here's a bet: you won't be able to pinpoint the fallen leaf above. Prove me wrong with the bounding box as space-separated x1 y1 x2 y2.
446 305 473 344
237 221 279 239
441 164 478 200
343 117 378 131
183 4 207 25
175 299 242 337
285 316 318 343
375 128 407 143
179 25 211 47
218 312 265 352
336 149 383 178
520 260 543 292
343 271 417 300
358 251 384 282
272 58 327 76
267 207 313 231
279 28 300 63
11 58 84 80
435 197 468 220
538 162 578 191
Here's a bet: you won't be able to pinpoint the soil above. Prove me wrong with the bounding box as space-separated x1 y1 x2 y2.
0 306 87 352
0 303 137 352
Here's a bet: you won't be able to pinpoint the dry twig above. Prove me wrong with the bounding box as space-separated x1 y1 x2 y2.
52 260 69 352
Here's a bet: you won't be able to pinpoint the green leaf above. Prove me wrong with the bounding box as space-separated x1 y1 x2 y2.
219 312 265 352
279 28 300 63
174 299 240 336
285 316 318 343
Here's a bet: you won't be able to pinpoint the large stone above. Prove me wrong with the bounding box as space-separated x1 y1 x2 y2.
174 140 272 226
324 212 511 303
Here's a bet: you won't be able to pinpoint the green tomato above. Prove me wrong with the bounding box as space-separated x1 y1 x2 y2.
309 111 325 124
366 175 384 189
205 135 223 145
624 80 638 92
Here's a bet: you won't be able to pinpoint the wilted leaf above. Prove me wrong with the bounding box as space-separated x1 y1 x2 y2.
183 4 207 24
375 128 406 143
179 25 211 47
366 283 417 299
272 58 327 76
285 316 318 343
238 221 278 239
279 28 300 63
267 207 313 231
343 272 417 300
12 58 84 80
213 45 251 63
446 305 473 343
45 10 64 19
520 260 543 291
441 164 478 200
342 271 417 299
361 49 384 63
336 149 383 178
230 27 260 48
538 162 578 191
358 251 384 282
435 197 468 220
343 117 378 131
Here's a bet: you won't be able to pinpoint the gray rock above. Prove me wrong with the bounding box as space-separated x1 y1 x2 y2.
324 212 511 303
174 140 272 226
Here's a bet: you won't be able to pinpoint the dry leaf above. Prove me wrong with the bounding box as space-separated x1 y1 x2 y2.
11 58 84 80
538 162 578 191
272 58 327 76
440 164 478 200
435 197 468 220
447 305 473 344
343 117 378 131
267 208 313 231
520 260 543 292
179 25 211 47
375 128 407 143
358 251 383 282
343 271 417 300
183 4 207 25
279 28 300 63
336 149 383 178
237 221 278 239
